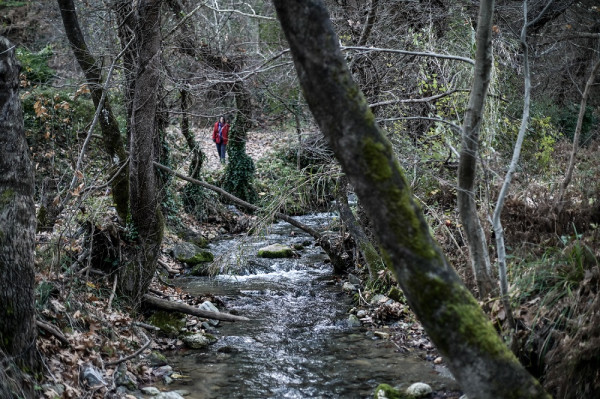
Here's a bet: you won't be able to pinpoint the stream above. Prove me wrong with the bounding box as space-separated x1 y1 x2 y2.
165 213 459 398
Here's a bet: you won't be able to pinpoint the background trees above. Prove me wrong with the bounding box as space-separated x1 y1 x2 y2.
3 0 599 396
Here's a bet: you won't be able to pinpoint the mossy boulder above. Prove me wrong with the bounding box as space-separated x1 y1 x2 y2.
148 311 185 337
147 351 168 367
171 242 214 265
387 286 404 302
257 243 294 258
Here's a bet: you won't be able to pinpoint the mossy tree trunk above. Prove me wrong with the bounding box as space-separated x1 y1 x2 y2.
222 81 258 203
272 1 550 398
456 0 496 299
57 0 129 222
120 0 164 304
0 36 39 397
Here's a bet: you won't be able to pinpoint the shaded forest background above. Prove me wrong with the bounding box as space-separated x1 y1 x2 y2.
1 0 600 398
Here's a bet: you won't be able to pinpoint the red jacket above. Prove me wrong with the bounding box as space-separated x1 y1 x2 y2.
212 122 229 145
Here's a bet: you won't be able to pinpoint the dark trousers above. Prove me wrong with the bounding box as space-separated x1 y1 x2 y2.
216 142 226 162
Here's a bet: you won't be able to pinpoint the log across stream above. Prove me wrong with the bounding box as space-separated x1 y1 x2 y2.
162 213 458 398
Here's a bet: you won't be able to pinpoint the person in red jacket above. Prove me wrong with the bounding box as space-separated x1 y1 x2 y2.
212 116 229 164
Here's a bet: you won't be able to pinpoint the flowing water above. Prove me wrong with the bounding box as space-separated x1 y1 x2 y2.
165 213 458 398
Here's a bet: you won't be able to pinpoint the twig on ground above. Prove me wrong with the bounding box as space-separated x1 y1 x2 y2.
36 319 70 346
107 274 118 310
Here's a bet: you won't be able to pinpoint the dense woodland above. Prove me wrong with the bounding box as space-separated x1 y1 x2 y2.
1 0 599 398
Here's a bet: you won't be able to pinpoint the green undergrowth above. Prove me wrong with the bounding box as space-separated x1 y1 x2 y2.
255 145 338 216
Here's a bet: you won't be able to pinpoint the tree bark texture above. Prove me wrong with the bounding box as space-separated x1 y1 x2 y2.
56 0 129 221
456 0 495 299
121 0 165 304
271 2 550 398
0 36 39 391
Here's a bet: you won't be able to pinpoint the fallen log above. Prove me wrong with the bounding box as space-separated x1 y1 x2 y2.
142 294 249 322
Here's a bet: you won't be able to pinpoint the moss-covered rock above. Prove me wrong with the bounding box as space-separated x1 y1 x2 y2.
147 351 168 367
257 243 294 258
387 286 404 302
148 311 185 337
374 383 410 399
171 242 214 265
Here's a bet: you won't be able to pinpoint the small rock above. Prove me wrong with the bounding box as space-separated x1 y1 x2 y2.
356 309 368 318
152 365 173 378
163 376 173 385
347 314 361 327
80 363 106 388
374 331 390 340
41 384 65 397
257 243 294 258
342 282 357 292
182 333 218 349
199 301 220 326
147 351 168 367
406 382 432 397
293 243 304 250
434 356 443 364
156 392 185 399
114 363 137 391
141 386 161 396
172 390 191 397
370 294 389 305
348 273 361 286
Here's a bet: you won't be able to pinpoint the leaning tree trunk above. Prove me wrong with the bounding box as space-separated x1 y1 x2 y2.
57 0 129 222
271 2 550 398
0 36 39 397
120 0 165 304
456 0 496 299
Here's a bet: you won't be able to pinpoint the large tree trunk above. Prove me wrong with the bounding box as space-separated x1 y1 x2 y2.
56 0 129 222
456 0 495 299
271 2 550 398
120 0 165 304
0 36 39 397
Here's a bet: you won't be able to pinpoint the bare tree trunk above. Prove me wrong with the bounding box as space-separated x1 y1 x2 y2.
457 0 496 299
335 176 382 279
56 0 129 221
554 57 600 212
0 36 39 397
120 0 165 304
492 0 533 332
271 2 550 397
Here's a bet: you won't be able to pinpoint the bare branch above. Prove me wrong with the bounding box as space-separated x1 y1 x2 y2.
341 45 475 65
